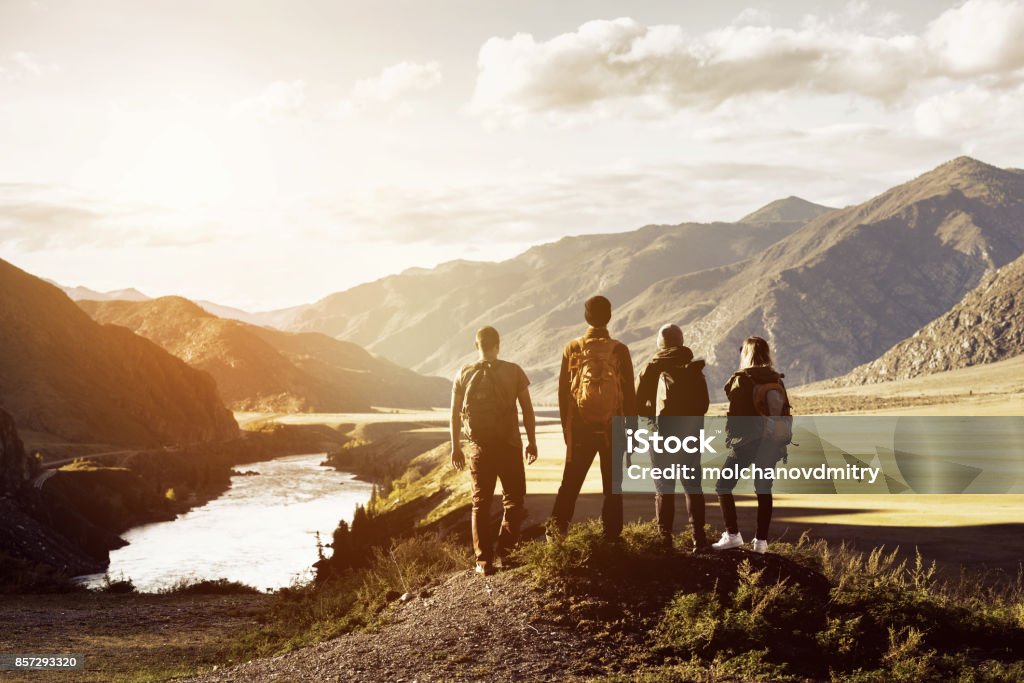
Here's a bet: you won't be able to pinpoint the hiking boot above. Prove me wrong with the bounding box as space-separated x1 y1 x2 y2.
475 561 495 576
692 539 713 554
751 538 768 554
660 534 674 551
711 531 743 550
545 523 566 544
692 531 711 554
494 555 516 570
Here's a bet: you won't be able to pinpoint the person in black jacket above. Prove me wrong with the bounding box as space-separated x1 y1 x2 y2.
712 336 790 554
635 324 711 552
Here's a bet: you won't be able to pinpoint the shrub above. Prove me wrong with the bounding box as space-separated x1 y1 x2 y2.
160 578 261 595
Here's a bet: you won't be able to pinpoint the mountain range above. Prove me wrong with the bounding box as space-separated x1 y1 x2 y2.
225 157 1024 399
0 258 238 448
27 156 1024 406
48 282 151 303
254 198 831 398
77 297 450 412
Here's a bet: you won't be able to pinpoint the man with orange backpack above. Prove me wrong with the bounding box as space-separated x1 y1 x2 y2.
549 296 636 541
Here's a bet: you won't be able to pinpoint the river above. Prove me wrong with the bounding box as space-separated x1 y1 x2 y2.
80 453 373 592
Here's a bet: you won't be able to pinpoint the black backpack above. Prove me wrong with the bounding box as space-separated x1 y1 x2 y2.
661 358 709 416
461 361 506 444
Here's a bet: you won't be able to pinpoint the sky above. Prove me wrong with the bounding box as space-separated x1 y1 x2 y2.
1 0 1023 310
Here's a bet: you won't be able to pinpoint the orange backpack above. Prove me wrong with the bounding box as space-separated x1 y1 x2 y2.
752 381 793 445
569 337 623 429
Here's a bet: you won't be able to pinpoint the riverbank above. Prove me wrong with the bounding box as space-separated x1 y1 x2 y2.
2 419 357 590
89 454 372 593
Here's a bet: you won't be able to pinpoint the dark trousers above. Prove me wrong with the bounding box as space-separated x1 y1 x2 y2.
716 440 779 539
655 494 707 543
550 429 623 539
652 450 706 543
468 441 525 564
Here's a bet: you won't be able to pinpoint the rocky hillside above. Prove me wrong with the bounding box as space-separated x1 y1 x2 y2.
78 297 450 412
829 252 1024 385
0 258 238 447
256 205 824 395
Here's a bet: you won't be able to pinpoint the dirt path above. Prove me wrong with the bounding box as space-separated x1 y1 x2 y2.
0 593 269 682
186 569 629 683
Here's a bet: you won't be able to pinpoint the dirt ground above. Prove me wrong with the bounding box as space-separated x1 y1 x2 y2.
0 593 269 682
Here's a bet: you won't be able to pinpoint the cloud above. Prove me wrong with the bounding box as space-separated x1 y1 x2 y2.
0 184 209 250
231 80 307 118
312 162 871 247
0 51 56 80
914 84 1024 137
470 1 1024 121
924 0 1024 77
733 8 772 26
341 61 442 115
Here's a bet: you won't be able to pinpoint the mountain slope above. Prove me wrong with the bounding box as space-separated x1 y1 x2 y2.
52 282 151 302
78 297 450 412
613 156 1024 394
0 259 238 447
254 157 1024 400
739 196 834 224
267 214 811 391
828 251 1024 385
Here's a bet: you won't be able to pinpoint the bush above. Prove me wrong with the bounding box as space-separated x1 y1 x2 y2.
516 522 1024 682
160 578 261 595
99 575 136 594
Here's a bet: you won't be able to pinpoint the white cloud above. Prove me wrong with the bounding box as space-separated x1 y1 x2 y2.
11 51 43 75
471 1 1024 122
925 0 1024 77
0 184 214 250
341 61 442 116
231 80 307 118
0 51 56 80
733 8 771 26
914 84 1024 137
312 162 864 247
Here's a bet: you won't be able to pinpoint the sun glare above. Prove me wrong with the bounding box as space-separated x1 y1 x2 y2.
115 121 239 209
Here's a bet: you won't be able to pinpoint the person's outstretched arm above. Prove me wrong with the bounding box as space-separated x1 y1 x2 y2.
450 376 465 471
519 386 538 464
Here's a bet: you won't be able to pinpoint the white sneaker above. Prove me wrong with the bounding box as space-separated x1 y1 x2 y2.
752 538 768 554
711 531 744 550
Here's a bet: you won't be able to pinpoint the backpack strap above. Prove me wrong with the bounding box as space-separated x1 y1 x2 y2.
566 336 586 385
